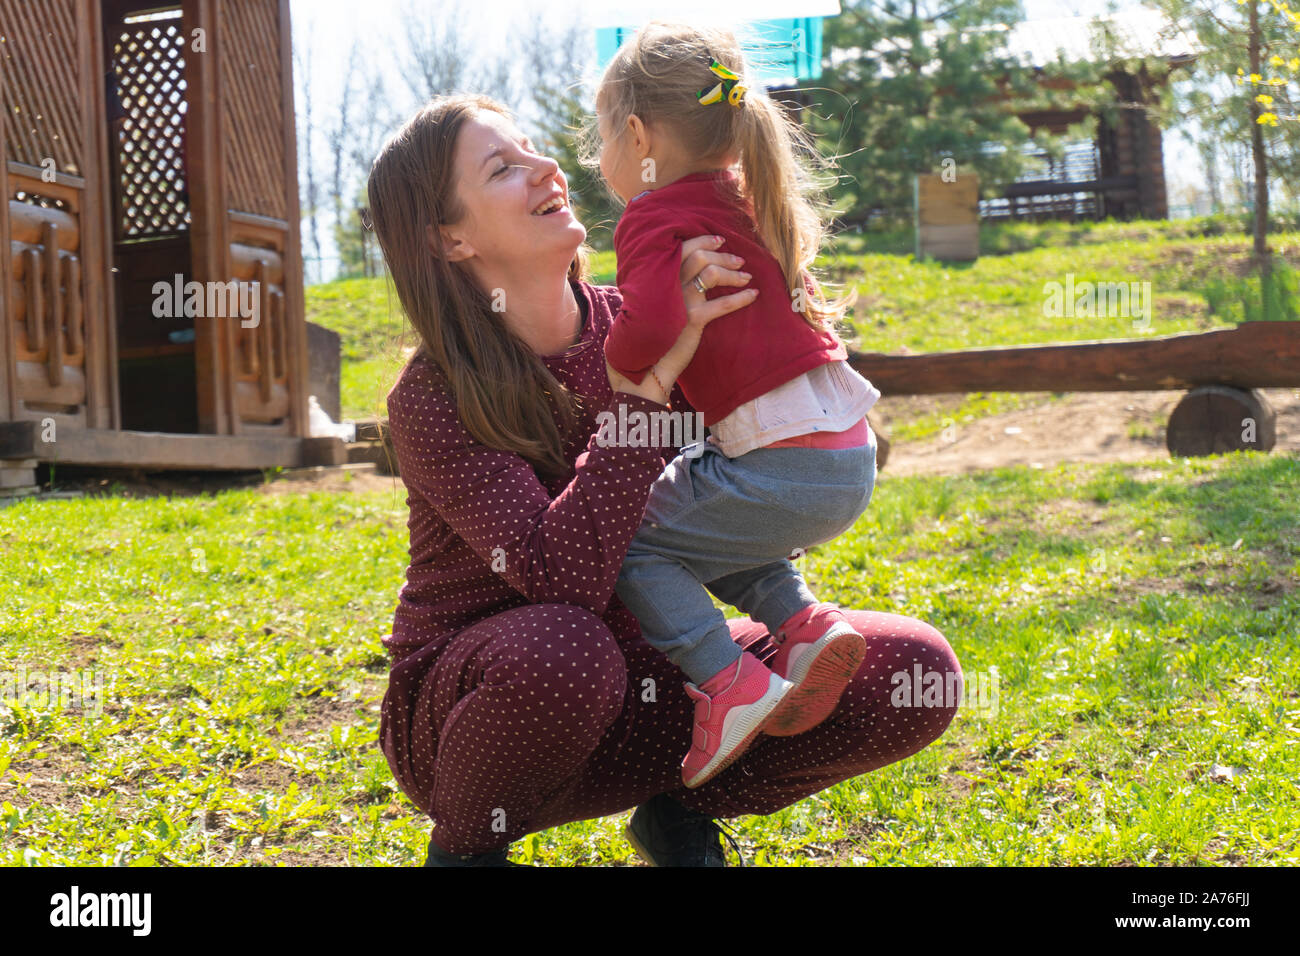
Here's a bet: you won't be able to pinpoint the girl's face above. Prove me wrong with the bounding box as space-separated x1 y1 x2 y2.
438 110 586 272
597 102 643 203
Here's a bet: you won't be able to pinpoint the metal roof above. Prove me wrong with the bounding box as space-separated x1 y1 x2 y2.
828 5 1202 73
1000 7 1202 67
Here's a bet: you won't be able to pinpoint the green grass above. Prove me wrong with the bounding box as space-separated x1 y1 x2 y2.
2 451 1296 865
827 232 1300 356
837 211 1300 256
303 277 419 424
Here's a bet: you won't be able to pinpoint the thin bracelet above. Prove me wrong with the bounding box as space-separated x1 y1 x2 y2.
647 366 671 405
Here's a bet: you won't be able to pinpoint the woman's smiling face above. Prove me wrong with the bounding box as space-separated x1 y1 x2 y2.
437 109 586 272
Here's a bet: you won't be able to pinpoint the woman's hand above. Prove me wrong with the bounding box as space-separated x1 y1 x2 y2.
679 233 756 333
607 235 758 403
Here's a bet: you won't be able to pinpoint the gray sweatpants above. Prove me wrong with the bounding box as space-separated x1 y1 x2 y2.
614 428 878 685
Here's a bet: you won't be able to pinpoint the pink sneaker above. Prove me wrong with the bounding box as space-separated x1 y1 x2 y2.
765 604 866 737
681 653 792 789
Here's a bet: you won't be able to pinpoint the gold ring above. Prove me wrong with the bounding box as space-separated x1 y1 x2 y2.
693 275 708 295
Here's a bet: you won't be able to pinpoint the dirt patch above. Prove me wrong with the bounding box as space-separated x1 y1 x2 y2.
254 467 404 499
230 758 318 794
0 748 94 814
56 630 124 669
819 818 896 866
1155 241 1300 279
280 691 375 740
1033 496 1111 530
259 840 351 867
1176 571 1294 609
879 388 1300 478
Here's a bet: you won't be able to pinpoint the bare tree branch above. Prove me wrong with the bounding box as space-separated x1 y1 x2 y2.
399 0 467 101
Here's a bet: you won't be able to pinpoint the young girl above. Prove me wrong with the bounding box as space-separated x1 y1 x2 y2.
592 22 882 789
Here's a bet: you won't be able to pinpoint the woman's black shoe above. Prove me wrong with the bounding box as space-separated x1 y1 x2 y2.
423 835 528 867
625 793 745 867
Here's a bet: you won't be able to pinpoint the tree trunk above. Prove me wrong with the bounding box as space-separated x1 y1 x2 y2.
1248 0 1272 291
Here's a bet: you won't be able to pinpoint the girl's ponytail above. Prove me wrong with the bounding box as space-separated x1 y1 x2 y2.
735 91 855 332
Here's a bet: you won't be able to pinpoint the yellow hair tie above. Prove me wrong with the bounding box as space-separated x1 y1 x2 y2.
698 60 746 108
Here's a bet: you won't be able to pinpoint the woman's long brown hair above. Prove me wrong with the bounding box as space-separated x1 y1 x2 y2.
366 94 591 479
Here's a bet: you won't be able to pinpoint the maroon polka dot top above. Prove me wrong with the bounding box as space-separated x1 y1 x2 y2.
382 280 684 664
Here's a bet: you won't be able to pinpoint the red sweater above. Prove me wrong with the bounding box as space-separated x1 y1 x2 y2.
382 280 688 664
604 169 847 425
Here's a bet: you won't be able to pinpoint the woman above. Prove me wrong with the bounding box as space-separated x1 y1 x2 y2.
366 93 962 866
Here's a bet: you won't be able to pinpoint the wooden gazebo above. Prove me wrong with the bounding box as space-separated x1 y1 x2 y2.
1 0 339 496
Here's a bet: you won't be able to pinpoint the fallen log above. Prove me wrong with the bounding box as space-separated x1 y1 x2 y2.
849 321 1300 396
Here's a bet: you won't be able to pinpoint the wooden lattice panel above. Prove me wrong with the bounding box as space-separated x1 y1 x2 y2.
219 0 285 220
109 9 189 237
0 0 84 173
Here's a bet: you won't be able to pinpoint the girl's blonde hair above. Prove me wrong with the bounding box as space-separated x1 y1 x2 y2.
367 93 591 480
584 21 854 331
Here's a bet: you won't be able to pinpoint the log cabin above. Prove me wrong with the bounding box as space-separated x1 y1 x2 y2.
980 9 1202 222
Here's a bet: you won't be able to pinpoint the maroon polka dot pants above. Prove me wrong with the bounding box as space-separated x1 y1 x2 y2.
380 602 961 857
